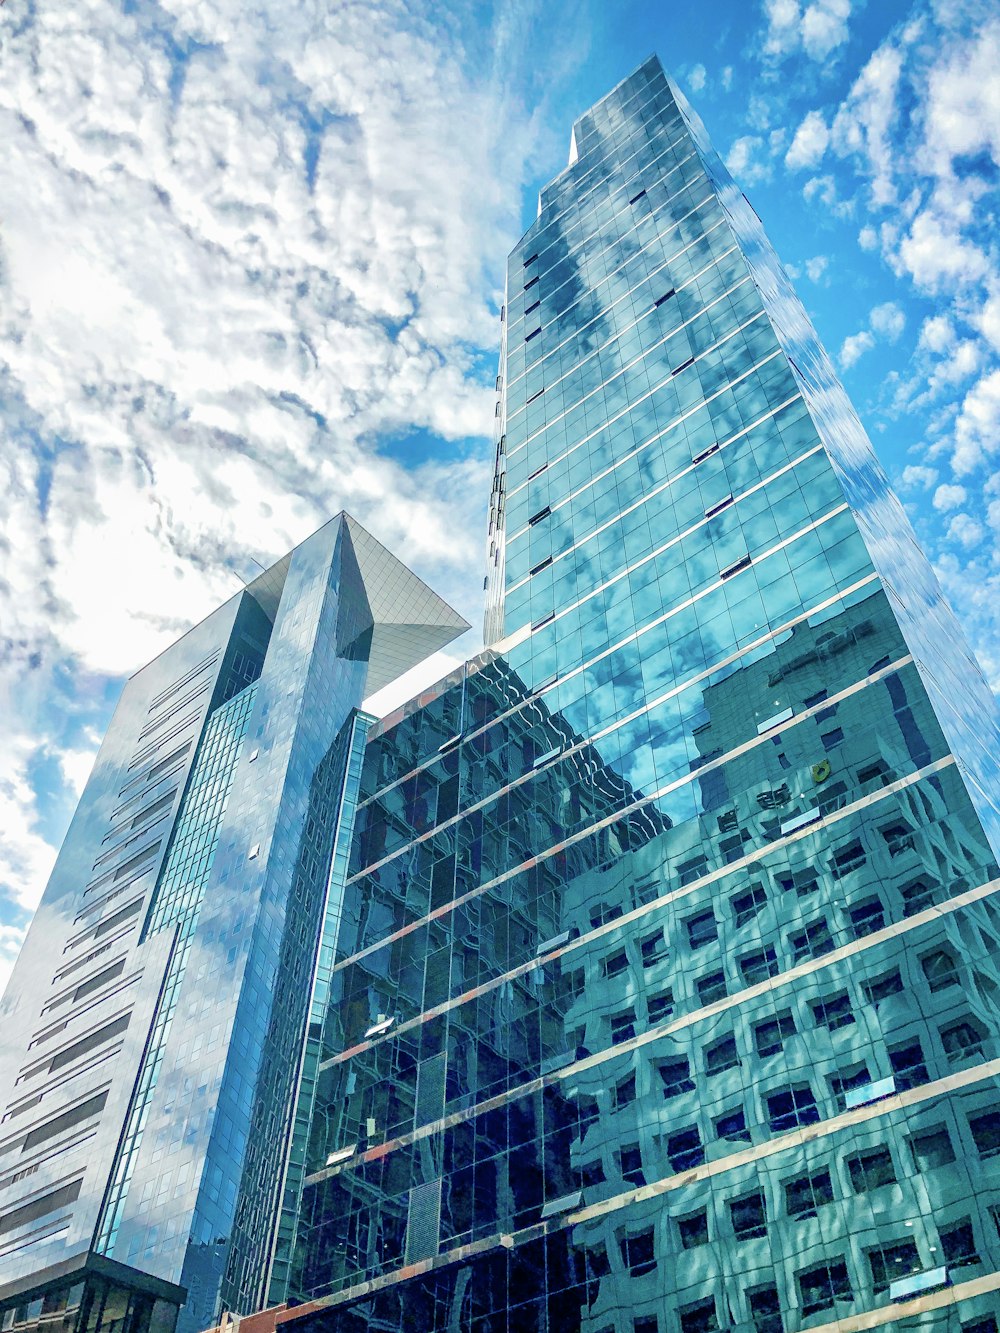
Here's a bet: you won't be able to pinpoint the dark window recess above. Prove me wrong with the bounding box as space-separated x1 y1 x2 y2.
530 556 553 577
850 898 885 937
686 909 717 948
528 505 551 526
715 1107 751 1143
527 461 548 480
797 1259 852 1316
672 357 695 376
721 553 752 579
634 1320 658 1333
659 1057 694 1099
21 1091 108 1151
705 1035 739 1075
791 919 834 962
523 275 539 293
613 1074 636 1110
821 727 845 750
603 950 628 978
524 252 538 266
858 759 891 788
831 840 866 878
591 900 623 928
531 612 554 632
732 884 767 926
963 1320 998 1333
730 1190 767 1239
741 947 779 986
619 1228 656 1276
755 1012 795 1057
830 1065 871 1109
922 949 959 991
640 932 667 966
666 1126 703 1171
648 991 674 1023
785 1168 834 1219
525 298 540 315
95 898 144 937
847 1147 896 1194
748 1285 783 1333
941 1218 979 1268
610 1011 636 1045
942 1020 985 1062
718 809 739 833
678 1209 709 1248
767 1085 820 1133
0 1178 83 1235
909 1125 955 1171
525 386 545 406
777 866 817 896
525 327 541 343
868 1239 920 1292
72 959 126 1004
678 853 709 886
901 878 938 916
864 968 903 1004
698 971 727 1004
581 1159 606 1189
679 1299 719 1333
47 1014 131 1073
812 992 854 1031
890 1041 929 1090
629 189 647 204
654 289 676 307
618 1144 645 1185
882 821 915 856
111 846 160 885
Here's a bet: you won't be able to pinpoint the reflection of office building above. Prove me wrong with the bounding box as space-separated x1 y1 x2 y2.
0 517 468 1333
6 54 1000 1333
269 57 1000 1333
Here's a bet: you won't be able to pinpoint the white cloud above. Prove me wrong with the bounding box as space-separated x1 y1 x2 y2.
933 482 967 511
870 301 905 340
689 63 707 93
900 464 938 490
805 255 829 282
947 512 984 547
832 43 904 205
839 329 875 368
952 368 1000 475
858 225 878 250
725 135 772 185
786 110 830 170
721 66 734 92
764 0 853 62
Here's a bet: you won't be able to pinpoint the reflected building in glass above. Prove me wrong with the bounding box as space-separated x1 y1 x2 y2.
0 516 469 1333
272 56 1000 1333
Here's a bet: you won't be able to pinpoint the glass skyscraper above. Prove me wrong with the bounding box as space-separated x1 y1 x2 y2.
5 53 1000 1333
0 515 468 1333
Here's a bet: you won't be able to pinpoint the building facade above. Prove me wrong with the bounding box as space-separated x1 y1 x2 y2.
271 57 1000 1333
0 516 468 1333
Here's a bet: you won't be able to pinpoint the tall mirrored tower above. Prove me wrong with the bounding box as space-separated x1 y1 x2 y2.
276 56 1000 1333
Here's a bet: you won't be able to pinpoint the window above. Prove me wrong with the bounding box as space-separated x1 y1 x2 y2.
679 1299 718 1333
678 1209 709 1248
659 1057 694 1099
618 1144 645 1185
705 1035 739 1075
747 1285 782 1333
731 883 767 926
881 821 914 856
640 932 667 967
797 1259 852 1315
678 854 709 886
613 1073 636 1110
619 1228 656 1276
812 991 854 1030
857 759 892 788
610 1010 636 1045
741 947 779 986
864 968 903 1004
581 1159 606 1189
922 949 959 991
849 898 885 937
831 839 866 877
634 1320 658 1333
941 1218 979 1268
604 950 628 978
847 1147 895 1194
755 1011 795 1057
784 1168 834 1218
767 1085 819 1133
698 971 727 1004
777 867 819 897
686 909 717 949
909 1126 955 1171
970 1109 1000 1158
890 1040 929 1090
867 1239 920 1292
963 1321 998 1333
730 1190 767 1239
821 727 845 750
830 1064 871 1110
942 1020 985 1063
791 919 834 962
647 991 674 1023
901 878 938 916
666 1127 703 1171
590 901 623 928
715 1107 751 1143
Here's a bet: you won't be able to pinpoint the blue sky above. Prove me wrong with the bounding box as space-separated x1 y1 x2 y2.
1 0 998 990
